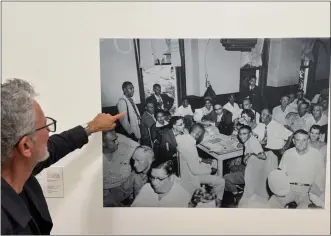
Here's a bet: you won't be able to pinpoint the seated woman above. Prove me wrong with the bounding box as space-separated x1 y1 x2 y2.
131 159 191 207
157 116 185 161
193 96 214 122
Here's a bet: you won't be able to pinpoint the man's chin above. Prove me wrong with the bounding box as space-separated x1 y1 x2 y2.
38 151 50 162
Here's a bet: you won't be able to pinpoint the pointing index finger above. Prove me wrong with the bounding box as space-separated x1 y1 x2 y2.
112 112 126 121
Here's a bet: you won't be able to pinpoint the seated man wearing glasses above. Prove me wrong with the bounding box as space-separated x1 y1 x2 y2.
1 78 123 235
131 159 191 207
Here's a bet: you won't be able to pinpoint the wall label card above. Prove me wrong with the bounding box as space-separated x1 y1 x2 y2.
44 166 64 198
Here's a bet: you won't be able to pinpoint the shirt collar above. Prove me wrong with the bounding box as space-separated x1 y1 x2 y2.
156 121 168 127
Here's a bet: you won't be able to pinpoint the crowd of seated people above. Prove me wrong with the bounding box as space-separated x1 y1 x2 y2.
102 79 328 208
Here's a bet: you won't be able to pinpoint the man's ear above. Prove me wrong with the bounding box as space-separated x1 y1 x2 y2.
16 136 33 158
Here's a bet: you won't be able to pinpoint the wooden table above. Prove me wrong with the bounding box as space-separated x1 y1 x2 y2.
196 125 243 176
197 144 243 176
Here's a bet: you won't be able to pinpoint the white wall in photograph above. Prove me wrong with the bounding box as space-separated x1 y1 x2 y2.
100 39 141 107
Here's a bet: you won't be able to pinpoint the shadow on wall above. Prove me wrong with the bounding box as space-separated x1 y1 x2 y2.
80 164 114 234
62 135 102 197
46 134 102 214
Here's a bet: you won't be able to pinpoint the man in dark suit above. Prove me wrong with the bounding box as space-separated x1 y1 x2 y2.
242 75 262 113
201 104 234 135
146 83 174 112
140 101 156 147
1 78 124 235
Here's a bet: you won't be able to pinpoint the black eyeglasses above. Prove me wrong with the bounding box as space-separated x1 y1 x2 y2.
15 117 57 146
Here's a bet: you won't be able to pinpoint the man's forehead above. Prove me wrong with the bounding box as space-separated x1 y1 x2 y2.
294 133 308 139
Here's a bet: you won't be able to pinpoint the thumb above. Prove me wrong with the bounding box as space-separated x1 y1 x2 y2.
112 112 126 120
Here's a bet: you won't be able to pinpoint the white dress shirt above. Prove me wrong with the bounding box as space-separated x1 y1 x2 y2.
304 113 328 131
286 113 311 132
175 105 194 117
223 102 241 120
131 177 191 207
265 120 293 150
311 94 320 104
176 134 212 192
156 120 168 128
279 146 325 192
272 105 296 126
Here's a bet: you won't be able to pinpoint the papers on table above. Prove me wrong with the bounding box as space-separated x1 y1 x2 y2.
200 133 242 155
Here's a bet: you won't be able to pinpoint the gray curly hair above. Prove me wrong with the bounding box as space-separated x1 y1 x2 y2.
1 78 38 165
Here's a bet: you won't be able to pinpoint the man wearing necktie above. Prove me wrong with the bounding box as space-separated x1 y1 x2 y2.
146 83 174 112
242 76 262 113
117 81 141 142
260 108 293 164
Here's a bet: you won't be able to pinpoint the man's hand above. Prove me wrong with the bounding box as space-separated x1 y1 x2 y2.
188 188 203 207
87 112 126 133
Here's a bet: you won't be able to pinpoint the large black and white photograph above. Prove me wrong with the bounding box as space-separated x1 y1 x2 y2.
100 38 329 209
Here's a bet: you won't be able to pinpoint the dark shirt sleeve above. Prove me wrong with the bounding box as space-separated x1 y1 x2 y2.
164 94 174 110
32 126 89 175
201 111 216 122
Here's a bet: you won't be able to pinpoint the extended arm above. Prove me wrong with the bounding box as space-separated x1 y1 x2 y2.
33 126 88 175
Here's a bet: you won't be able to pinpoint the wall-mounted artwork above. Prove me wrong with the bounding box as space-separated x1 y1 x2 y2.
100 37 329 209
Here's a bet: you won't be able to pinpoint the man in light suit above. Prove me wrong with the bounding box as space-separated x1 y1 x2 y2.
117 81 141 142
146 83 174 112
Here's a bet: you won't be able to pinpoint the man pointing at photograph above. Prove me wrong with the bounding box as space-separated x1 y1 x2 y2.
1 78 125 235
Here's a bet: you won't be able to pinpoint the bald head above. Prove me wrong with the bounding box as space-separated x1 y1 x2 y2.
132 146 155 173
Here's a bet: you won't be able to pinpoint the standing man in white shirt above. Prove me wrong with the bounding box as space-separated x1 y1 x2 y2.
272 94 296 126
277 129 326 209
260 108 293 163
117 81 141 142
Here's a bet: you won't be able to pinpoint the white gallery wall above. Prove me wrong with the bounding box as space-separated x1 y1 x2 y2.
2 2 330 235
